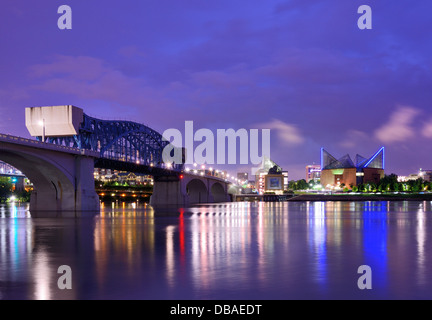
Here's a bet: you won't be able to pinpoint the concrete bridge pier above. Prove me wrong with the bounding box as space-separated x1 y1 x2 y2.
28 155 100 212
150 177 185 207
150 173 231 207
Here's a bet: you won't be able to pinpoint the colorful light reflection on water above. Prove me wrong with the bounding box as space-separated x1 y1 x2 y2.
1 200 432 299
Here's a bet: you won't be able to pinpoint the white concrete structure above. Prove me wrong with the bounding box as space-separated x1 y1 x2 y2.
0 134 100 212
25 105 83 137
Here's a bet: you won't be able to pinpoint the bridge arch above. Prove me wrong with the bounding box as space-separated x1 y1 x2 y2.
186 179 208 204
0 150 77 211
211 182 226 203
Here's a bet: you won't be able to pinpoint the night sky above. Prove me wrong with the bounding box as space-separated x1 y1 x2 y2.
1 1 431 180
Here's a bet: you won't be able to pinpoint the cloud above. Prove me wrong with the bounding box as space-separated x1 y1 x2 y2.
374 106 420 144
422 118 432 138
339 130 370 149
28 55 176 119
257 119 304 146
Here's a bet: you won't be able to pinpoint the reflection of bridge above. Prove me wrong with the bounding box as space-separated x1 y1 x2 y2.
0 106 230 212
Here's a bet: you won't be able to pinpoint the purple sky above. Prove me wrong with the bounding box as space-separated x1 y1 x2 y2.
1 1 432 180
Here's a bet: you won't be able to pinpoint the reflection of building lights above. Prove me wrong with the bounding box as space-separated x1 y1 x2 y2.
33 252 51 300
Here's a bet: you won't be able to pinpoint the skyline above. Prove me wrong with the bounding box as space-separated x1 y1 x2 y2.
1 1 432 179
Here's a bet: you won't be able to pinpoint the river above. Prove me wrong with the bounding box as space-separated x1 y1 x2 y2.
1 200 432 300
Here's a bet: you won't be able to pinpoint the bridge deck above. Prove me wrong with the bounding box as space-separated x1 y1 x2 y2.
0 134 99 157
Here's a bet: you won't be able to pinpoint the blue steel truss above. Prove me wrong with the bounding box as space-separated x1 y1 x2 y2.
39 114 182 172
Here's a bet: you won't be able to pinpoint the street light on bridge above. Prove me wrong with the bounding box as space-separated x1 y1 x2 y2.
38 119 46 142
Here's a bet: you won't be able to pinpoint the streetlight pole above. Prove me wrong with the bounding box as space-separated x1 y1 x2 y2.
39 119 45 142
42 118 45 142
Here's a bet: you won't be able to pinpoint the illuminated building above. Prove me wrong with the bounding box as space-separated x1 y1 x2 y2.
254 156 288 194
306 164 321 182
320 147 385 188
399 169 432 182
419 169 432 182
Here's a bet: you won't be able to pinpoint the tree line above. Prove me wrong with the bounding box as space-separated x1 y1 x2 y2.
0 177 31 202
289 174 432 193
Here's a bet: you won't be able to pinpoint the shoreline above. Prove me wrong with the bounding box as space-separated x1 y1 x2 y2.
287 193 432 202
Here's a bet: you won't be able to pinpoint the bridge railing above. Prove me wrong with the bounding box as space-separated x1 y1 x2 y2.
0 134 99 157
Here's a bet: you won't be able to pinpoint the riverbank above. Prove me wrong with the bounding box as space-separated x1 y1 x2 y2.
287 193 432 202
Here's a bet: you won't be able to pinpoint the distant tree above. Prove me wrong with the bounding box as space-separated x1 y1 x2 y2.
0 177 13 200
391 182 400 192
288 180 297 190
296 179 308 190
377 184 383 192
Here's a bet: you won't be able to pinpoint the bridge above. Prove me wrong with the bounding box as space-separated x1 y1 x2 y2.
0 105 231 212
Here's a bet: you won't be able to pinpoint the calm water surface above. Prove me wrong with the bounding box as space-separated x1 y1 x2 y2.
1 200 432 300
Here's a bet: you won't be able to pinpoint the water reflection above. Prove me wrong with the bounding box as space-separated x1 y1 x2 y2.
1 201 432 299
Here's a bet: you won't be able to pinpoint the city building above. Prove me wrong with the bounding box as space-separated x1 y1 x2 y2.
419 169 432 182
94 168 153 185
320 147 385 188
254 156 288 194
306 164 321 182
399 169 432 182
